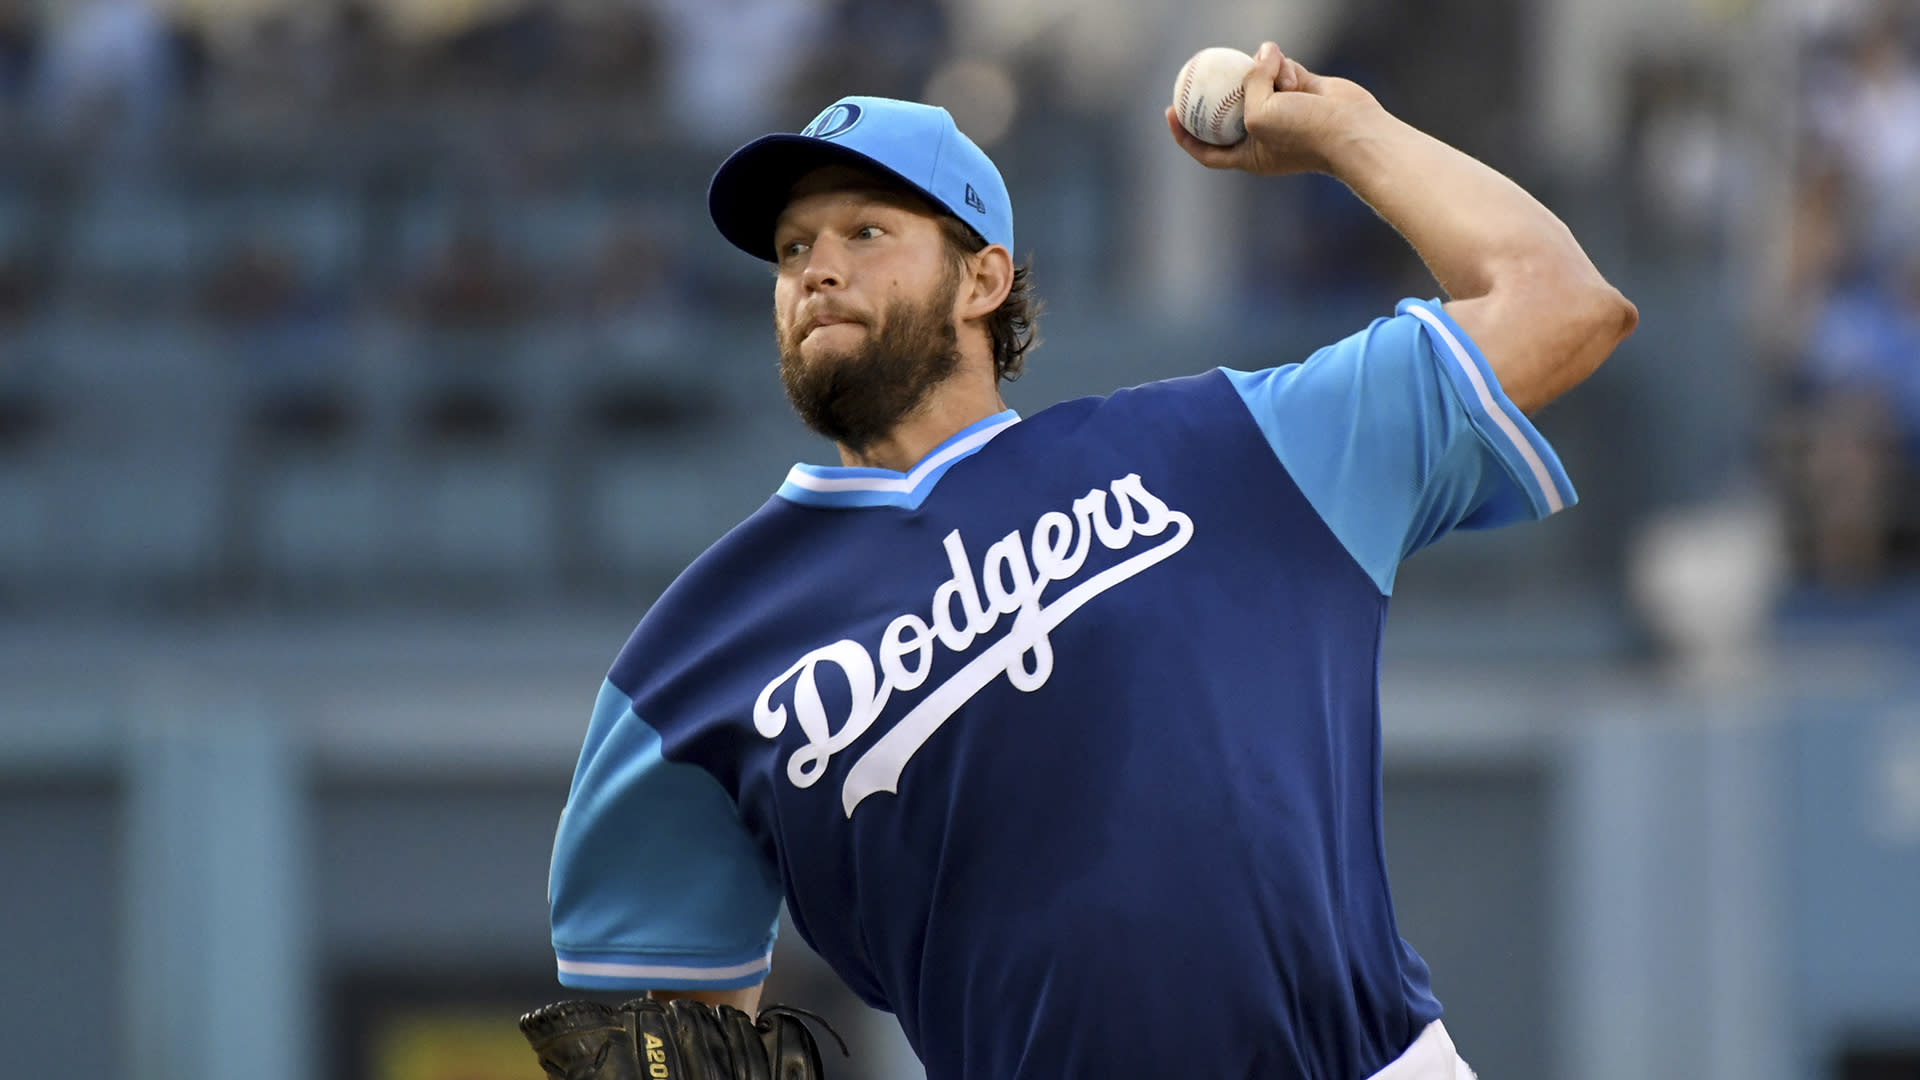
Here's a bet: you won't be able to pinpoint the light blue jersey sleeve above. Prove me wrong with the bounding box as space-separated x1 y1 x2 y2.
1222 298 1578 595
546 680 783 991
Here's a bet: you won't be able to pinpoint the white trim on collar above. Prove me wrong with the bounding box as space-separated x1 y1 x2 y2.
782 412 1021 495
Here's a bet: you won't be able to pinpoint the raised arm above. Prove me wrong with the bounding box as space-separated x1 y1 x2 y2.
1168 42 1637 413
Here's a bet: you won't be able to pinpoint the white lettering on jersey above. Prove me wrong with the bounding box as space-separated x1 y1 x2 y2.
752 473 1195 816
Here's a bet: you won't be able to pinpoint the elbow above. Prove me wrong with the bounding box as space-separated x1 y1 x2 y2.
1603 284 1639 349
1514 277 1636 412
1454 262 1638 413
1505 248 1637 361
1577 282 1637 378
1555 266 1636 359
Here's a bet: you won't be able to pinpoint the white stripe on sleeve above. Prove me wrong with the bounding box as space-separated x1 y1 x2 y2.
556 954 772 982
1405 304 1564 514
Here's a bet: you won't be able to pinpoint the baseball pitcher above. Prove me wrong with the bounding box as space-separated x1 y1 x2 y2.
526 41 1636 1080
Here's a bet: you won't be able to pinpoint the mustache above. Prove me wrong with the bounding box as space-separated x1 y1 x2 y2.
782 306 867 350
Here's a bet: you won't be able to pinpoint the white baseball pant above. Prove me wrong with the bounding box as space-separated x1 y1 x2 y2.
1364 1020 1477 1080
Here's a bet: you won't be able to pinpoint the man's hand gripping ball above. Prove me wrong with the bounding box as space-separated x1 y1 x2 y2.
1166 41 1381 176
519 997 846 1080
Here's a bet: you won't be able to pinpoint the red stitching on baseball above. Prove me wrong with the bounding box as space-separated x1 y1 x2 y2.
1209 84 1243 137
1178 65 1194 118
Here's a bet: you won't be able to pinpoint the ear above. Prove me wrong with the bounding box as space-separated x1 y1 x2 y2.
956 244 1014 323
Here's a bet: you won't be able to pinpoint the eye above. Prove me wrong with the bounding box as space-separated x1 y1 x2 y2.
853 224 884 241
777 239 809 262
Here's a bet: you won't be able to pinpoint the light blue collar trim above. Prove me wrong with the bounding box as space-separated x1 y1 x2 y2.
777 410 1021 509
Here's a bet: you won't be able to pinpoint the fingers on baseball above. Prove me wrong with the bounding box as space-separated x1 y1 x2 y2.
1245 40 1318 95
1165 107 1240 167
1244 41 1284 107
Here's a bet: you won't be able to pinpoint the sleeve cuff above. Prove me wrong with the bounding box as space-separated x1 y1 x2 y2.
1398 298 1578 519
554 945 774 991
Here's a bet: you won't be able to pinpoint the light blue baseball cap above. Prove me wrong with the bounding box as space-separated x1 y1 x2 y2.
707 96 1013 262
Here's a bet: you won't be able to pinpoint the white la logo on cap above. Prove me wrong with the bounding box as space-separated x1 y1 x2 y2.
802 103 862 140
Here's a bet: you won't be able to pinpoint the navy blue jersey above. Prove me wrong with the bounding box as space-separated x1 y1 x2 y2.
547 299 1575 1080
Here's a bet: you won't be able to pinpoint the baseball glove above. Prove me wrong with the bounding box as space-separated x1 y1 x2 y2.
518 997 846 1080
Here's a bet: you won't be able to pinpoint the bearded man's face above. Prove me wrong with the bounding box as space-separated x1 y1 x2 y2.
772 171 967 453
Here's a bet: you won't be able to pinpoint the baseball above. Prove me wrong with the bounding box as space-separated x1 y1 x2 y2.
1172 47 1255 146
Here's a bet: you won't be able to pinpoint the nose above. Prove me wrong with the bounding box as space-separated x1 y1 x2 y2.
800 239 845 293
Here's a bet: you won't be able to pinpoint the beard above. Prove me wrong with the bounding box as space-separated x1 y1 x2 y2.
776 273 963 454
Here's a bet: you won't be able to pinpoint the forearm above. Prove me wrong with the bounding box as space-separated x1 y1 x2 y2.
649 984 764 1013
1321 109 1599 304
1166 39 1634 404
1318 106 1636 410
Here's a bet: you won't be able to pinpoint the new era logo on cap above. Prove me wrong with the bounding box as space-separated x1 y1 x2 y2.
964 184 986 215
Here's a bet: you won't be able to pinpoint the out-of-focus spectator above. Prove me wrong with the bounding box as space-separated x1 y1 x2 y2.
410 226 534 328
29 0 179 153
1806 21 1920 270
1797 254 1920 586
795 0 946 104
200 12 335 108
0 4 35 103
201 240 302 327
428 4 563 92
200 236 348 380
1775 11 1920 588
554 4 661 98
1627 53 1742 252
326 0 394 103
1759 160 1851 369
0 255 42 329
577 213 702 357
586 220 669 320
1782 163 1852 311
654 0 832 143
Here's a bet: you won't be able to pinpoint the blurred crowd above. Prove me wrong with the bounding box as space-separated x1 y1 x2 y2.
0 0 954 144
0 0 1511 362
0 0 1492 609
0 0 1912 602
0 0 956 335
0 0 960 521
1771 1 1920 587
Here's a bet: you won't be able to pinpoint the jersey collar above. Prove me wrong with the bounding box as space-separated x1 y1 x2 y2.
776 410 1021 510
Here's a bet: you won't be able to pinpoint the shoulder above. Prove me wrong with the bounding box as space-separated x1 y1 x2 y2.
607 496 824 698
1003 372 1244 446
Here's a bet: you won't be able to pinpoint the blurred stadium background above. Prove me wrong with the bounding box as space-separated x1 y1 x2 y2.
1 0 1918 1077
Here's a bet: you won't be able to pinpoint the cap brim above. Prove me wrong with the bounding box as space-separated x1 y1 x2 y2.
707 135 949 262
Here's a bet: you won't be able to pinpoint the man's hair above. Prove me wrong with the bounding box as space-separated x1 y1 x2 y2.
935 216 1041 381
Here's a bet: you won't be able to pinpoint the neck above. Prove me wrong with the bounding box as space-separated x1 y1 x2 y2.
838 373 1006 472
